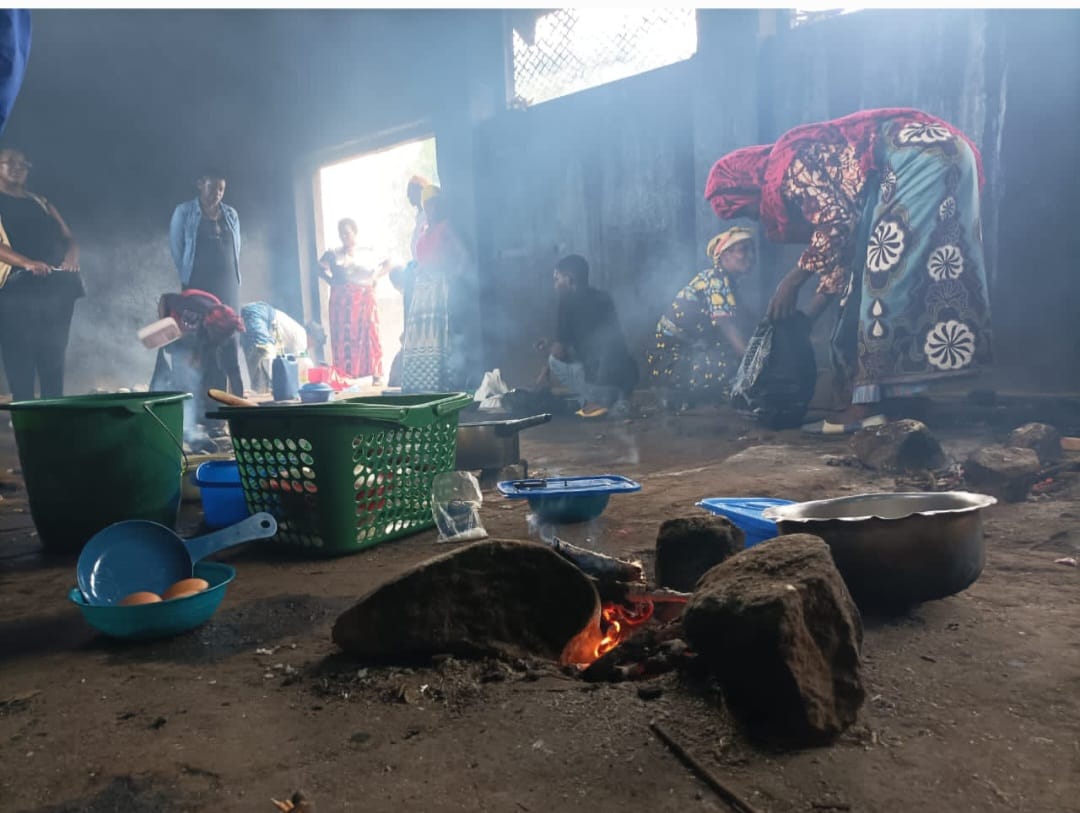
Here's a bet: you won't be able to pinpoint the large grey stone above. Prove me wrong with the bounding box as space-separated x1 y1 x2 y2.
1008 423 1062 464
851 419 946 473
332 539 600 663
964 446 1042 502
683 534 865 747
655 515 744 593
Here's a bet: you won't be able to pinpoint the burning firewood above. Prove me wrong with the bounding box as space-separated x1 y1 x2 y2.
544 535 644 583
271 791 314 812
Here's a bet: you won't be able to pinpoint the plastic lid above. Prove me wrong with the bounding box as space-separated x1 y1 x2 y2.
696 497 795 536
497 475 641 498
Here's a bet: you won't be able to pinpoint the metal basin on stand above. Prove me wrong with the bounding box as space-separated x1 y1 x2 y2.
455 414 552 475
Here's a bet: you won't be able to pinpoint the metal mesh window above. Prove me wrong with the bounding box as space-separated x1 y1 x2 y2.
509 9 698 109
790 8 862 29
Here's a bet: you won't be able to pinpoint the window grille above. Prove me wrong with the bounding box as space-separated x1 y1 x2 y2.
790 8 862 29
509 8 698 110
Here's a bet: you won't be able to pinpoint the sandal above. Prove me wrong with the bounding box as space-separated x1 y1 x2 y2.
575 405 609 419
801 414 887 435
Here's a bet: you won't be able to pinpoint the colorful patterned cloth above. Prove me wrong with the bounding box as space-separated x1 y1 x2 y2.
401 219 460 393
648 266 740 396
400 267 449 393
329 283 382 379
706 109 991 405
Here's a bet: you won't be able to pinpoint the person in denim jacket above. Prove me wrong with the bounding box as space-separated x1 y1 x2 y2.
169 169 244 404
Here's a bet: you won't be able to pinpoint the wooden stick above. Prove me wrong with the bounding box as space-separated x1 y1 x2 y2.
649 720 763 813
208 388 259 408
1039 460 1080 479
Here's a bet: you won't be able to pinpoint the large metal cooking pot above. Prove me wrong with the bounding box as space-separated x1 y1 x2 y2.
763 491 997 611
455 414 552 472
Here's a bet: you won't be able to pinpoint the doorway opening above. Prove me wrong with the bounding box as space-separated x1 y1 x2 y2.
313 135 439 382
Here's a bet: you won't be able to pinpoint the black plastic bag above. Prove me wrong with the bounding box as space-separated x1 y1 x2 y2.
730 312 818 429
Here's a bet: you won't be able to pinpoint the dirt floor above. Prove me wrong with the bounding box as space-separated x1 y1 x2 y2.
2 404 1079 812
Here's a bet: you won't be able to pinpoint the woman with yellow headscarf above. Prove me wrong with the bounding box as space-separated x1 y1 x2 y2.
647 227 754 409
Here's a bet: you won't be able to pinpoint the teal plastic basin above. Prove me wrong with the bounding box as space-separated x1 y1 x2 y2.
68 561 235 640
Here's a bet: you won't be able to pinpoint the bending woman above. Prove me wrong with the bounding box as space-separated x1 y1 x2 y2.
649 227 753 409
318 217 385 382
705 108 992 433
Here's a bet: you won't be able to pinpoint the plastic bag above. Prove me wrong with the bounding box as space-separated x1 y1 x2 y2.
730 312 818 429
431 471 488 543
473 368 511 411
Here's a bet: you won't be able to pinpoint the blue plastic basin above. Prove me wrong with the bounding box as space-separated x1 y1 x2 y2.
192 460 250 528
68 561 235 640
497 475 641 524
696 497 796 548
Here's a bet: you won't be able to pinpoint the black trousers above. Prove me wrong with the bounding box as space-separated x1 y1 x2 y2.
0 291 77 401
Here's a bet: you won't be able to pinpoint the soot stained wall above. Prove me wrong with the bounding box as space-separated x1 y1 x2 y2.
2 9 501 393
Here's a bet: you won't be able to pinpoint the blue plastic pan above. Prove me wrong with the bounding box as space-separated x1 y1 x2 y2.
76 512 276 606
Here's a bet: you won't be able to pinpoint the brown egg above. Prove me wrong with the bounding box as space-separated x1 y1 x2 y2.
163 578 210 600
119 591 163 606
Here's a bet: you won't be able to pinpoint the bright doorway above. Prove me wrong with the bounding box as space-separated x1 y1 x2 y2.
313 136 439 378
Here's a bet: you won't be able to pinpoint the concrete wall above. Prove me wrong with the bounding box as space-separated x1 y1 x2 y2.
473 10 762 384
757 9 1080 391
5 9 1078 396
2 9 503 393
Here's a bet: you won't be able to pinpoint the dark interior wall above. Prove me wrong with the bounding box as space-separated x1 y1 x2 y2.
757 10 1006 368
757 9 1080 391
474 60 700 381
3 11 296 392
5 9 1078 397
2 9 502 393
994 11 1080 388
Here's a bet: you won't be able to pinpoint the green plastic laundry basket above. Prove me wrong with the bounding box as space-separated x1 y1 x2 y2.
0 392 191 554
207 392 472 556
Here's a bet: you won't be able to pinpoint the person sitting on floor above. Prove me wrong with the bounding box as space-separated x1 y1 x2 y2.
648 227 754 412
536 254 638 418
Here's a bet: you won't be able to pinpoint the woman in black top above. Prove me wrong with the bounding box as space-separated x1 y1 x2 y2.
0 147 84 401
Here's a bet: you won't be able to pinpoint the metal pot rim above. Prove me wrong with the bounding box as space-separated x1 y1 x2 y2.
762 490 998 523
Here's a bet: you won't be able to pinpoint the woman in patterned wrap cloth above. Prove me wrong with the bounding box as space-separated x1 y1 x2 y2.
648 227 754 410
319 217 385 382
400 185 477 393
705 108 992 434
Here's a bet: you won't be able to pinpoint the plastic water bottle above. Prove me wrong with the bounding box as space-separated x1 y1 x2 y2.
296 352 314 385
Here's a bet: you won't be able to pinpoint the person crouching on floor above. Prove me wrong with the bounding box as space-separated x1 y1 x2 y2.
648 227 754 412
536 254 638 418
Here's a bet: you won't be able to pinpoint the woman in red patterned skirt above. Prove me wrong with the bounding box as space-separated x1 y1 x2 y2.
318 218 386 381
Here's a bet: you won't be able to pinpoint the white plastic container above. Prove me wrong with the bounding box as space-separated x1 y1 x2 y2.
137 317 182 349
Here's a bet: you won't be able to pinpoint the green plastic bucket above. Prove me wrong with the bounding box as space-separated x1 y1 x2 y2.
206 392 472 557
2 392 191 554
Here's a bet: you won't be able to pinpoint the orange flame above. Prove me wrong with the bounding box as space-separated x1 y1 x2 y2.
559 599 656 667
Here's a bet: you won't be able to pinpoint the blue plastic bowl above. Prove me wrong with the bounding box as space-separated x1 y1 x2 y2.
299 382 334 403
498 475 640 525
68 561 235 640
528 493 611 524
696 497 796 548
192 460 250 528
